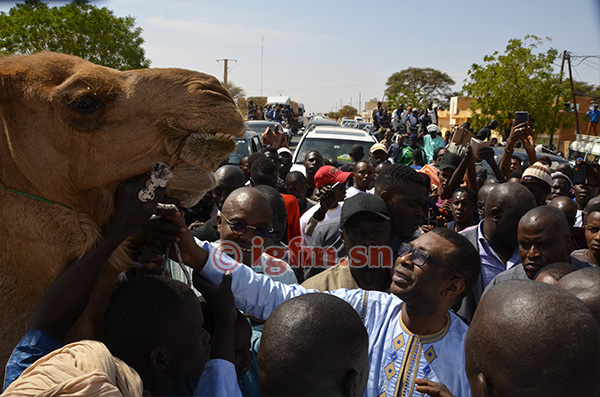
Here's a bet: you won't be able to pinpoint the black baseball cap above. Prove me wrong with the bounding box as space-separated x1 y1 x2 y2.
340 194 390 228
439 152 462 171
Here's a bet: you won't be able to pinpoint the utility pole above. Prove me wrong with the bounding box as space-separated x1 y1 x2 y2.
260 37 264 97
216 58 236 86
359 93 361 114
551 50 567 148
566 52 581 134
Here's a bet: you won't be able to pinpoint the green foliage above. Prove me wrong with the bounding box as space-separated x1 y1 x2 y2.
221 81 245 102
384 67 455 109
463 35 564 134
562 80 600 103
0 1 150 70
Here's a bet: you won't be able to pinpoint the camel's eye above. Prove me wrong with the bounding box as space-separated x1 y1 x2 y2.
68 94 104 115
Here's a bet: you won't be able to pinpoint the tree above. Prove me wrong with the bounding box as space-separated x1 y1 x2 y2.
0 0 150 70
221 81 246 103
327 105 357 120
384 67 455 109
463 35 564 136
561 80 600 104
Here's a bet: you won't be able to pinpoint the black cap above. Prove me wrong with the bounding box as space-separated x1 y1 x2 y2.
439 152 462 171
340 194 390 228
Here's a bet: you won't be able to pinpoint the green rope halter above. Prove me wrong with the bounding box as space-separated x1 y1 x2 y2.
0 185 73 210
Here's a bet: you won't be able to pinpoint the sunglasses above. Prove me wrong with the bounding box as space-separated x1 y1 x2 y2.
221 214 273 238
398 242 460 279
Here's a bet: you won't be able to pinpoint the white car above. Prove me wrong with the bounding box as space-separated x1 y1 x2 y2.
290 127 377 175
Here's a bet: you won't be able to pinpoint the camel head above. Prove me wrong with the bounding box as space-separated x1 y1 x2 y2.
0 52 245 216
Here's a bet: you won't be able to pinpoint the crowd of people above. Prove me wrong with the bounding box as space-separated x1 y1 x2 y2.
3 105 600 397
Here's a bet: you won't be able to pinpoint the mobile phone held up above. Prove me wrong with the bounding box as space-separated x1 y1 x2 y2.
515 111 529 127
573 163 587 185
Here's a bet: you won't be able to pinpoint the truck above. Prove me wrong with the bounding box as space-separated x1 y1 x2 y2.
266 96 306 132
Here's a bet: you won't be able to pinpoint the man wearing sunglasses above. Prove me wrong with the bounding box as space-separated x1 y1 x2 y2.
216 187 297 285
180 224 480 397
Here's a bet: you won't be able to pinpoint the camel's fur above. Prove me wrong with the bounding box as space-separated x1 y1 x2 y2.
0 52 245 375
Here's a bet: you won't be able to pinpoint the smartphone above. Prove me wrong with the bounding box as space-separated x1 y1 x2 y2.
331 181 341 190
515 111 529 126
573 163 587 185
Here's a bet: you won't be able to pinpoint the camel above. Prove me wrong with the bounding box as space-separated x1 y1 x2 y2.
0 52 245 376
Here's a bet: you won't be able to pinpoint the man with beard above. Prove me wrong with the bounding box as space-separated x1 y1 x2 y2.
374 164 429 255
483 205 591 294
302 194 391 292
455 182 536 323
178 226 480 397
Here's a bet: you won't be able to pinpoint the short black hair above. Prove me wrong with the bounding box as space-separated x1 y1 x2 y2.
586 202 600 218
260 146 277 157
453 186 477 204
285 170 306 184
433 146 445 160
375 164 428 193
251 157 278 181
104 276 197 361
247 152 267 170
430 227 480 300
511 155 522 163
508 170 523 179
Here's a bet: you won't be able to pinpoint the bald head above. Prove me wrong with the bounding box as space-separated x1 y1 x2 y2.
466 280 600 396
483 182 536 249
222 187 272 218
215 165 246 185
558 267 600 325
485 182 536 218
258 294 369 397
219 187 273 264
212 165 246 211
519 205 570 236
549 196 577 227
518 206 572 279
476 183 497 220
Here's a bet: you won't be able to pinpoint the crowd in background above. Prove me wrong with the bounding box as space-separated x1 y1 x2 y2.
4 99 600 397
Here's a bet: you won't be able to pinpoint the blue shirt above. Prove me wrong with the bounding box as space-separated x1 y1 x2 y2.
587 109 600 123
199 241 471 397
3 330 62 391
473 221 521 289
5 332 242 396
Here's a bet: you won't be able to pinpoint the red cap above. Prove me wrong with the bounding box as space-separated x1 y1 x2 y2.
314 166 352 189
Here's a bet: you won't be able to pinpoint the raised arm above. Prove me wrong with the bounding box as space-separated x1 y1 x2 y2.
499 122 528 177
478 146 505 183
448 146 474 193
28 175 166 341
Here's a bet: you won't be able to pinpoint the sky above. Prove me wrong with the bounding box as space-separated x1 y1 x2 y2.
2 0 600 113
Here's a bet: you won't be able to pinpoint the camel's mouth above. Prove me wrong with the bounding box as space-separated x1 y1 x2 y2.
164 119 240 206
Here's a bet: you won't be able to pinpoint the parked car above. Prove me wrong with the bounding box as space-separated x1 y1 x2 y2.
246 120 291 144
489 146 568 172
290 127 377 174
227 130 263 165
304 117 340 134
